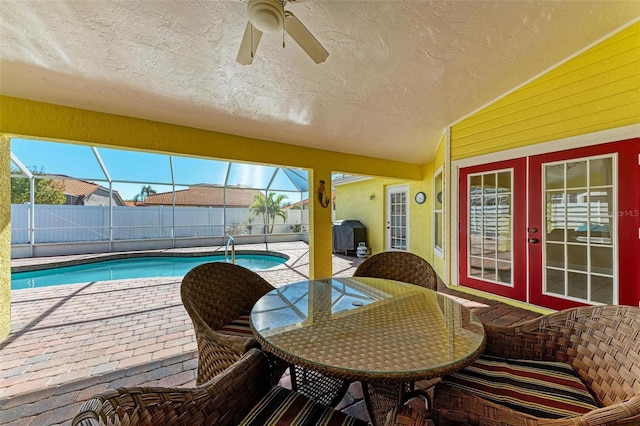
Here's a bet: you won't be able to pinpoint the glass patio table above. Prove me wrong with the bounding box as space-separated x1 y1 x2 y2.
250 277 486 425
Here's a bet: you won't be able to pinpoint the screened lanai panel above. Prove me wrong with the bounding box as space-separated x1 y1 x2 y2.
224 163 306 191
282 168 309 192
115 183 177 202
226 163 278 189
11 139 106 180
172 156 230 185
270 168 308 192
96 147 173 183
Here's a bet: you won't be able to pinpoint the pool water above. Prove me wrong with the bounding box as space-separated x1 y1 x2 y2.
11 254 286 290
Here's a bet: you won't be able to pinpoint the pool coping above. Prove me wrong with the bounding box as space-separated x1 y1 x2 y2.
11 249 290 273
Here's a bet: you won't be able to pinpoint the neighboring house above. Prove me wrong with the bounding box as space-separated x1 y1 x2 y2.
54 175 126 206
141 184 263 207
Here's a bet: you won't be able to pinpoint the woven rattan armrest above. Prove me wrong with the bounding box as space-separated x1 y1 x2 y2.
72 348 272 426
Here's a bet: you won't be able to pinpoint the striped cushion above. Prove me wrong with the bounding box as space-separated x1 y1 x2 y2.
441 355 599 419
218 313 253 337
240 386 367 426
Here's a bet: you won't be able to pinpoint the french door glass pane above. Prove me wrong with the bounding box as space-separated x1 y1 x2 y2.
468 170 513 285
390 191 407 250
543 155 615 303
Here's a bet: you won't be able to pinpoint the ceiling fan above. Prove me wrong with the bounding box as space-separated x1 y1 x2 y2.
236 0 329 65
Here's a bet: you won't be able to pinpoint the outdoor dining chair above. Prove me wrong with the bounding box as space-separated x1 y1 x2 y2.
430 304 640 425
353 251 439 290
181 262 350 407
72 348 369 426
180 262 286 385
353 250 440 412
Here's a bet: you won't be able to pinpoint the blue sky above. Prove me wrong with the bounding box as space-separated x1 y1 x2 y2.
10 138 308 202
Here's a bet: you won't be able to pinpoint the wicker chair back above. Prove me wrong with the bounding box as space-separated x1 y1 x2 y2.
353 251 438 290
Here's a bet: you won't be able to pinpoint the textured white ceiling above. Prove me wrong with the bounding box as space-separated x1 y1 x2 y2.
1 1 638 164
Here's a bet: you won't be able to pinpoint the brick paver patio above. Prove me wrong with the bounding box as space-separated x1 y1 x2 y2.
0 242 540 425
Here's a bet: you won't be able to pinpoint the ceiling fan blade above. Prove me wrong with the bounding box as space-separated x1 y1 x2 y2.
236 22 263 65
284 11 328 64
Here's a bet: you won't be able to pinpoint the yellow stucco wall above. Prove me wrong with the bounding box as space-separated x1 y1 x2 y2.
433 134 446 168
0 135 9 336
451 22 640 160
431 133 447 278
410 167 433 263
334 171 434 264
1 97 423 180
335 178 398 255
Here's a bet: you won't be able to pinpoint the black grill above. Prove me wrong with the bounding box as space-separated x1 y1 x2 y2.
332 220 366 255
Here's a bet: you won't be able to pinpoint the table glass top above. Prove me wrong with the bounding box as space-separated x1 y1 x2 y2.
251 277 486 381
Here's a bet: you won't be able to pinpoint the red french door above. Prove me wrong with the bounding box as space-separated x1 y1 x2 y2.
459 138 640 310
458 158 527 302
528 139 640 310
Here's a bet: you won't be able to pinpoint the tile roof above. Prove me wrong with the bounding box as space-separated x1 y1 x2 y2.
57 178 98 197
143 185 263 207
47 174 124 205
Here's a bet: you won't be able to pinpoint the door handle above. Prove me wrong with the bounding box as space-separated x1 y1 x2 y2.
528 238 539 243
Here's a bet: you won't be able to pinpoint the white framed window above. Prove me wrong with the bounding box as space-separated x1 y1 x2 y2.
434 168 444 255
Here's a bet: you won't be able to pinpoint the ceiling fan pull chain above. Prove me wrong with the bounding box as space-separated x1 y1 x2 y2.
282 24 285 48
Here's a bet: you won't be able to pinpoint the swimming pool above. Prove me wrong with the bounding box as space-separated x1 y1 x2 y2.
11 254 287 290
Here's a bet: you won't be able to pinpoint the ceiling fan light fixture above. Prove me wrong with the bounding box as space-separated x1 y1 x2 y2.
247 0 284 33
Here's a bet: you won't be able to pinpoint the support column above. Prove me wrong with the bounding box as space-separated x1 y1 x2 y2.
308 168 333 279
1 134 11 338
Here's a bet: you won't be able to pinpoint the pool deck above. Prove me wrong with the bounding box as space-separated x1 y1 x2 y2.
0 242 540 425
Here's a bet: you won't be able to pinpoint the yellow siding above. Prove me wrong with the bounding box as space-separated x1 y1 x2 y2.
452 22 640 160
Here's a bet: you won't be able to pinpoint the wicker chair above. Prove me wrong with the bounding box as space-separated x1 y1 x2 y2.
181 262 348 407
432 304 640 425
72 348 368 426
353 251 438 290
180 262 280 385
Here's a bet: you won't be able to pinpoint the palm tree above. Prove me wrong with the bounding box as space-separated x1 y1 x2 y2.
132 185 157 205
249 192 288 233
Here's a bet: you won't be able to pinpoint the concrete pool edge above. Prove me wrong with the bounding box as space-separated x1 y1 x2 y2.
11 249 290 273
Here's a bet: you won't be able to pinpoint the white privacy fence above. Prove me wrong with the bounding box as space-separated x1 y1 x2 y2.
11 204 309 245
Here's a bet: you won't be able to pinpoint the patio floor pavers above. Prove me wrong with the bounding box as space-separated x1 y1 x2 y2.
0 242 540 425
